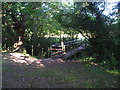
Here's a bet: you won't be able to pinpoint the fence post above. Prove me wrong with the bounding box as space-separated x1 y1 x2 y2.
50 46 52 57
32 45 33 56
61 40 66 54
41 48 44 58
48 47 49 57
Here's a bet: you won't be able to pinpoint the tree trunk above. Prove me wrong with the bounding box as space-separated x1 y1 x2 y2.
10 11 26 52
32 17 38 56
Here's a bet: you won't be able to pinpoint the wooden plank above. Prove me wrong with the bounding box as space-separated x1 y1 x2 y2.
50 39 82 57
51 45 62 48
50 49 63 51
63 44 86 59
51 51 64 56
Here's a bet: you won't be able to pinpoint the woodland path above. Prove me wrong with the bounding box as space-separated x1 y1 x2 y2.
2 52 118 88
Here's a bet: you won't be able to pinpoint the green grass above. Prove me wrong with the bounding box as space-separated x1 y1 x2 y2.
76 57 120 76
4 64 118 88
2 54 119 88
22 68 79 84
106 70 120 75
42 68 78 83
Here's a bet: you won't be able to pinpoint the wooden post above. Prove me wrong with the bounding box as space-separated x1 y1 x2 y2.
50 46 52 57
32 45 33 56
41 48 44 58
64 45 66 54
48 47 49 57
61 40 64 50
61 40 66 54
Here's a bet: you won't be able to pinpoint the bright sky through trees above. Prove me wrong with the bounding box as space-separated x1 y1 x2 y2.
103 2 118 17
61 0 118 18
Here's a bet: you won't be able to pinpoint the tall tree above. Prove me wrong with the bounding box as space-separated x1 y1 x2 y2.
2 2 27 52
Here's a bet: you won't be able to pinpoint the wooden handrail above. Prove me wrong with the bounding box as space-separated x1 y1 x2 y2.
50 39 82 57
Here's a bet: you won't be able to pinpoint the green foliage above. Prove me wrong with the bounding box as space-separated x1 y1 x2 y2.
62 2 120 70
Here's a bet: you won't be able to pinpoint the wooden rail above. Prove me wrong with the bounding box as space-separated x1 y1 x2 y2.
49 39 82 57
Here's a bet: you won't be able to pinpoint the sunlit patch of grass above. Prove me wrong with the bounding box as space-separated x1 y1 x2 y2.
106 70 120 75
76 57 95 64
2 50 8 53
77 57 120 76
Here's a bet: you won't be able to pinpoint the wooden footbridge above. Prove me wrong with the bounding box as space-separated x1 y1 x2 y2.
49 39 87 59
